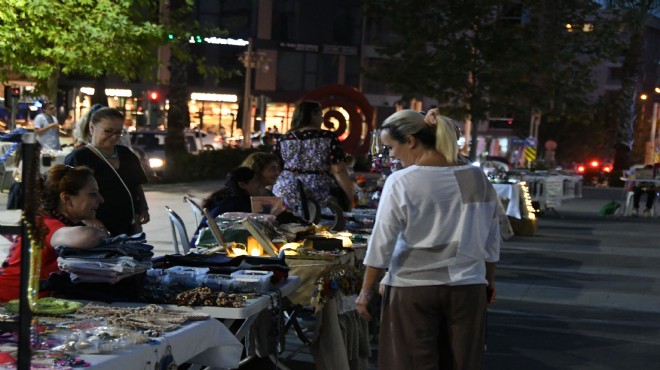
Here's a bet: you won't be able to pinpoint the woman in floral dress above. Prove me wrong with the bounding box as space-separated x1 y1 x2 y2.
273 101 354 216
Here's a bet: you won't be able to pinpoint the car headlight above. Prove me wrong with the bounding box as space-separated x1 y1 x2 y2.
149 158 165 168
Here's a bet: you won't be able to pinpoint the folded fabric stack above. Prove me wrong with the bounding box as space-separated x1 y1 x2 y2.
55 233 154 284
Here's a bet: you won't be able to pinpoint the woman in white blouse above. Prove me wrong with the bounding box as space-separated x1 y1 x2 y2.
355 109 501 370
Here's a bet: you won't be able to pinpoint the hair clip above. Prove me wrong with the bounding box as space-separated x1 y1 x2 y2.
424 112 438 128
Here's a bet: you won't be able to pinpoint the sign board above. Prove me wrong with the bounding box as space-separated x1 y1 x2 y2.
524 136 537 147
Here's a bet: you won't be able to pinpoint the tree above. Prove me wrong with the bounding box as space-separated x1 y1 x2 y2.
603 0 660 182
161 0 236 180
363 0 620 160
0 0 164 100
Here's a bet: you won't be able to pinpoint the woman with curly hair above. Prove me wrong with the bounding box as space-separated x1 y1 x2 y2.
0 165 108 302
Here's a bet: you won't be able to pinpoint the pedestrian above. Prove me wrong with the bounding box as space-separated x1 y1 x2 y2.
34 102 61 150
73 104 132 149
272 100 353 215
355 109 501 370
65 108 149 236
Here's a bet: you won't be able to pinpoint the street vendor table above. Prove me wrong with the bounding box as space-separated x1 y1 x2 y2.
492 183 522 219
81 317 241 370
77 276 301 370
524 173 582 210
492 182 536 236
283 252 368 370
285 252 356 307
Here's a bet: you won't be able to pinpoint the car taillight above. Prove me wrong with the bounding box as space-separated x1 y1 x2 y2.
214 137 223 143
589 160 599 168
577 165 585 173
602 166 612 173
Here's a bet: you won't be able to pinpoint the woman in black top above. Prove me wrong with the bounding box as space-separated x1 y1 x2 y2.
65 108 149 235
189 167 262 247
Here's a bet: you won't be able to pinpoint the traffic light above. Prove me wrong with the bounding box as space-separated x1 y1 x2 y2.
148 91 159 128
4 86 20 108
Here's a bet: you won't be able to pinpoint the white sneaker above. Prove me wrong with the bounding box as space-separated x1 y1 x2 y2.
643 209 652 217
631 208 639 217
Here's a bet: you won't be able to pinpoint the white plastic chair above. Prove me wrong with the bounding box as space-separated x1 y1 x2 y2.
0 161 17 193
165 206 190 255
183 194 204 226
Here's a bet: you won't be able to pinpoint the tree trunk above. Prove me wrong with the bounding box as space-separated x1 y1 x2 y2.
91 75 109 106
45 70 59 104
166 52 189 160
610 23 644 186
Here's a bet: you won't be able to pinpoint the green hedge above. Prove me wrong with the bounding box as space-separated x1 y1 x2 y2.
157 148 372 183
160 148 261 183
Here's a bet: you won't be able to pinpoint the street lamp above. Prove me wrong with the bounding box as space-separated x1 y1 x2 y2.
650 87 660 164
238 38 269 149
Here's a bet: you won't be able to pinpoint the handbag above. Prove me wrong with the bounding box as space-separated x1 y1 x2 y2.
86 144 139 232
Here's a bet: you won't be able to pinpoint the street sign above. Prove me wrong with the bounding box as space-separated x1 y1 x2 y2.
524 146 537 162
525 136 537 147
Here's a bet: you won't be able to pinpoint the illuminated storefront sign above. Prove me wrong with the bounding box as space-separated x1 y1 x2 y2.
188 36 249 46
190 93 238 102
80 87 133 97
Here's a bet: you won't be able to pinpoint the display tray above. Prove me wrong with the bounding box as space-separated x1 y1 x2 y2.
101 276 301 320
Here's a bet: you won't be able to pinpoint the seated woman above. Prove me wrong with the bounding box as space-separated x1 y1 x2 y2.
189 167 262 247
631 165 658 217
0 165 109 302
241 152 281 195
241 152 310 225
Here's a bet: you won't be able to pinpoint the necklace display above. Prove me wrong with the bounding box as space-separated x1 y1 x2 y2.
91 144 117 160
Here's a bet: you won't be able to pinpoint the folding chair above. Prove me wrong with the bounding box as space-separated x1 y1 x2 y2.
165 206 190 255
183 194 204 226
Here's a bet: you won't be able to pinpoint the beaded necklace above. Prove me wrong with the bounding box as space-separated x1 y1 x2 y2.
91 144 118 160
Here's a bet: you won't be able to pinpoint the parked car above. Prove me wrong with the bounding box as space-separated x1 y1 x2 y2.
185 129 223 150
575 159 612 186
129 131 167 176
224 132 280 148
129 130 218 176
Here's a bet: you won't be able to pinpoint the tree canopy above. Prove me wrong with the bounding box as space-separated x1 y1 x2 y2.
0 0 164 95
363 0 621 161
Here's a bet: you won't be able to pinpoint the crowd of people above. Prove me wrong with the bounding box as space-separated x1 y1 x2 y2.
0 101 502 370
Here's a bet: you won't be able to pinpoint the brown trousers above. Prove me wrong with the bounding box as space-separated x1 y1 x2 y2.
378 284 487 370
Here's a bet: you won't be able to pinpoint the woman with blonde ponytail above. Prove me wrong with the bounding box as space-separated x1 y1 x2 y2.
355 109 501 370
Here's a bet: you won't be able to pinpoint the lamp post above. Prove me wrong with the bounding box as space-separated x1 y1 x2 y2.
650 101 658 164
239 38 269 149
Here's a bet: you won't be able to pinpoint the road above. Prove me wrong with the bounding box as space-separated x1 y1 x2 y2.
1 183 659 369
487 187 660 370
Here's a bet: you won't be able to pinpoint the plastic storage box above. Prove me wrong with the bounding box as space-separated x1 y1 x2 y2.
165 266 209 288
230 270 273 292
202 274 235 293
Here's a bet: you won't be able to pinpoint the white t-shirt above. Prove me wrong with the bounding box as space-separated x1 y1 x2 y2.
34 113 61 150
364 164 501 287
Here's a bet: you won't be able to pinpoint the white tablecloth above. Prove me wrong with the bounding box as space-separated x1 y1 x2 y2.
83 318 242 369
79 276 301 369
492 183 521 219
